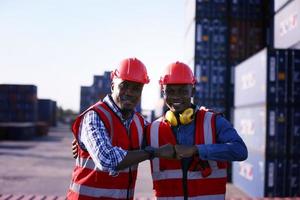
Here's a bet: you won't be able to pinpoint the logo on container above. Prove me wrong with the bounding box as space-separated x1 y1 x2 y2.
241 72 256 90
279 13 298 37
240 119 255 135
239 161 254 181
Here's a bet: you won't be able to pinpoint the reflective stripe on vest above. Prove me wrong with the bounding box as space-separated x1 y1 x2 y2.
133 114 143 146
152 168 227 180
150 119 160 172
76 157 138 172
203 112 218 169
69 182 134 199
96 104 114 141
156 194 225 200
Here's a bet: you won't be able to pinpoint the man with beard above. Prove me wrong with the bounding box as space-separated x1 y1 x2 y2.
67 58 174 200
145 61 248 200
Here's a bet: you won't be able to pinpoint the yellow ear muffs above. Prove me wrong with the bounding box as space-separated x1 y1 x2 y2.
165 108 194 126
165 110 178 126
179 108 194 125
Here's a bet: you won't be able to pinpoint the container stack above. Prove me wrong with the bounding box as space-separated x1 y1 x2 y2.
38 99 57 126
80 72 111 112
233 48 300 197
192 0 267 119
193 0 229 114
0 84 37 140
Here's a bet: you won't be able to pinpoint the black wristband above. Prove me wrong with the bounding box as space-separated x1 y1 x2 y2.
143 146 156 160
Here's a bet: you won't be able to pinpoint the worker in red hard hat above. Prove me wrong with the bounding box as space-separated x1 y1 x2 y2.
145 61 248 199
67 58 174 200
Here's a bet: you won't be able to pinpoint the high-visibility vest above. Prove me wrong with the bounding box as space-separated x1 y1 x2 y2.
146 108 227 200
67 101 145 200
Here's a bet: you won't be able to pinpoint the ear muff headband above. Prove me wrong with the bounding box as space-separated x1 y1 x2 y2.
165 108 194 126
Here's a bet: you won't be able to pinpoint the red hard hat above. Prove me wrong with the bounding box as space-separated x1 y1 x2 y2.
159 61 196 85
111 58 150 84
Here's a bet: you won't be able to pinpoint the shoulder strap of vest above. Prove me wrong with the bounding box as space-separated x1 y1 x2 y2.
71 101 103 139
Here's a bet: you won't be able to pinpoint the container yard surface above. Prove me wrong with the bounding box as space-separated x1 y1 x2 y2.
0 124 251 199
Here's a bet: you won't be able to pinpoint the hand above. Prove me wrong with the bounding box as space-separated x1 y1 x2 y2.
174 144 198 159
155 144 176 159
72 139 78 159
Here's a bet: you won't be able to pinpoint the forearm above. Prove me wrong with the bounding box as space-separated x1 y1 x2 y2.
116 150 150 170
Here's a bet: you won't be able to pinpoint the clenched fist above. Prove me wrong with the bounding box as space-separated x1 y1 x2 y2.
155 144 176 159
174 144 198 159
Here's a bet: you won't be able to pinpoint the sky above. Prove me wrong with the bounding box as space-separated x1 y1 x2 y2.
0 0 186 112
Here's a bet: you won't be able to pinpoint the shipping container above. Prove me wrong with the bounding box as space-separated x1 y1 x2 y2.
0 122 36 140
234 48 292 107
0 84 37 123
289 49 300 105
288 106 300 157
234 104 288 157
38 99 56 126
196 0 228 19
233 149 287 197
274 0 300 48
80 72 112 113
286 158 300 196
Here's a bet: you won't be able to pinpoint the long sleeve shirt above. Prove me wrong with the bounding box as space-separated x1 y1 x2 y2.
78 95 148 176
172 112 248 163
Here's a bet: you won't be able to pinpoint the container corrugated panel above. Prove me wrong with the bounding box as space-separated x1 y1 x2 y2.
0 122 36 140
38 99 55 126
289 49 300 105
267 105 288 157
195 0 210 19
211 0 228 19
210 19 228 60
195 19 211 59
195 19 228 60
286 158 300 196
289 106 300 157
0 84 37 122
196 0 228 19
51 101 57 126
210 60 227 100
80 86 94 112
80 72 112 113
232 149 287 197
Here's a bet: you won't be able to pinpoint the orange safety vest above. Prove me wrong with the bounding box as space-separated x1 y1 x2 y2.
67 101 145 200
146 108 227 200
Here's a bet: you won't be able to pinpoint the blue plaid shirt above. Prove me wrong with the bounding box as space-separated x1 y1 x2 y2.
78 95 147 176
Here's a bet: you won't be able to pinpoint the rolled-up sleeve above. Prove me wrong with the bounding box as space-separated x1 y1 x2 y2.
197 115 248 161
78 110 127 176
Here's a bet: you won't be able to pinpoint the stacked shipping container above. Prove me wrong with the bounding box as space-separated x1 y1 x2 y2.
38 99 57 126
80 72 111 112
0 84 37 139
0 84 37 122
194 0 229 114
233 48 300 197
193 0 267 118
0 84 58 139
